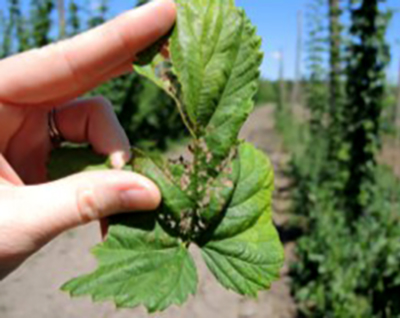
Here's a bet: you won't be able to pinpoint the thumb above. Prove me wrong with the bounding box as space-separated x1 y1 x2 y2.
17 170 161 245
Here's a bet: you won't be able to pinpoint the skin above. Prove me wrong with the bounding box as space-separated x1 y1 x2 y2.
0 0 176 280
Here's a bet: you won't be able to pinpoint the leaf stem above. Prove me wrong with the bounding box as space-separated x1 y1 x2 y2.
170 88 197 139
189 138 201 240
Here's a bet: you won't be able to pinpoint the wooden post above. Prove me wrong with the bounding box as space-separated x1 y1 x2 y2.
57 0 66 39
395 57 400 127
329 0 341 114
394 56 400 178
291 10 303 107
279 49 286 111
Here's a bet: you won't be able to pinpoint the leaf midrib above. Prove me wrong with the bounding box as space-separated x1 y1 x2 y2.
204 247 268 290
203 11 245 130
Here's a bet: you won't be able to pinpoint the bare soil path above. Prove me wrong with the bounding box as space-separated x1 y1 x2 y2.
379 136 400 177
0 105 297 318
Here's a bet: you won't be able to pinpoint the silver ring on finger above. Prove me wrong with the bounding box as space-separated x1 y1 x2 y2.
48 108 65 148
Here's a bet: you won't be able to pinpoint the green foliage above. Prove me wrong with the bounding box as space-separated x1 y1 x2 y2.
291 167 400 318
48 147 111 180
0 0 53 55
381 84 399 135
341 0 392 219
326 0 347 185
53 143 282 312
284 1 399 317
277 0 331 221
280 113 400 318
62 213 198 313
91 71 187 150
306 0 329 133
87 0 108 28
67 0 80 36
254 79 278 105
0 10 6 58
136 0 150 7
7 0 30 52
169 0 262 159
2 0 18 56
54 0 283 313
135 29 172 66
328 0 343 116
134 142 282 297
31 0 54 47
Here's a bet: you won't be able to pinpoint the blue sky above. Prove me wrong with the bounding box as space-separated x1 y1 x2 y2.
1 0 399 82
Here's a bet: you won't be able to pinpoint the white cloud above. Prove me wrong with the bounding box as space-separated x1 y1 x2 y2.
271 51 282 60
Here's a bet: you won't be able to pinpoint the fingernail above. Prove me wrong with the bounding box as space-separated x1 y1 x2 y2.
111 151 127 169
150 0 174 6
120 189 158 211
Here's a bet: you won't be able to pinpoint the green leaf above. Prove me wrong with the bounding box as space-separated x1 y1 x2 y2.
134 55 174 98
171 0 263 158
199 143 284 296
201 212 283 297
199 158 239 224
131 143 283 298
48 147 110 180
62 213 197 313
50 143 283 310
133 149 196 228
49 0 283 312
205 142 274 240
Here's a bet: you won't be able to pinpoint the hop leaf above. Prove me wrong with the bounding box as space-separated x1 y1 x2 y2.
61 213 197 313
50 0 284 313
53 143 283 312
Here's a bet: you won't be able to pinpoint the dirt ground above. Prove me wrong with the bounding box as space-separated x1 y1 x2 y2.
0 105 297 318
379 136 400 178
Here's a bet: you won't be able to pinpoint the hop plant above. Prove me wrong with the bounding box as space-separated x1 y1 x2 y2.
50 0 284 313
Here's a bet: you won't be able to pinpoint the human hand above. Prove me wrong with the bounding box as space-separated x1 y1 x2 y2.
0 0 176 280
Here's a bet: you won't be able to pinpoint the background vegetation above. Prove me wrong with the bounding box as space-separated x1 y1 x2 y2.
275 0 400 317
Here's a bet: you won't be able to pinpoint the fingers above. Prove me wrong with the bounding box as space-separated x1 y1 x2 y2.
47 61 135 108
0 155 23 186
0 0 176 106
55 97 131 168
55 96 131 240
3 108 51 185
13 170 161 246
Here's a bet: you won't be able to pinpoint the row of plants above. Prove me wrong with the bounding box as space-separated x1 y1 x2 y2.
276 0 400 317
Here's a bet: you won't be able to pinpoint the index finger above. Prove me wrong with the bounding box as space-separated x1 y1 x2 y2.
0 0 176 106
